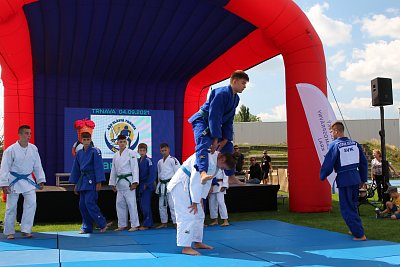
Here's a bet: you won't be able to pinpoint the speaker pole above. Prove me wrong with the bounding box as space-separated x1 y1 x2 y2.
379 105 390 204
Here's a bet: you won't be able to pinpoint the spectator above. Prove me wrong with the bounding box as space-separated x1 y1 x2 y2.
377 186 400 220
261 150 272 184
371 149 398 202
247 156 261 184
233 145 245 175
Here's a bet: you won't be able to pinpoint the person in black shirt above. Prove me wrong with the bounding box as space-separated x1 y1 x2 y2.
261 150 272 184
247 156 261 184
233 145 245 175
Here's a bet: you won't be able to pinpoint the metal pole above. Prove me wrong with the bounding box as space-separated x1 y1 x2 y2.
379 106 390 203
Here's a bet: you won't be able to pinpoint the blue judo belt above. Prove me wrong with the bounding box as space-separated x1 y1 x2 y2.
180 166 192 204
9 172 40 189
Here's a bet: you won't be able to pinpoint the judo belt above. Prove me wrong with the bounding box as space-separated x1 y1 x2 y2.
158 178 171 206
117 173 132 187
77 171 92 189
9 172 40 189
212 178 223 186
198 109 210 136
180 166 192 204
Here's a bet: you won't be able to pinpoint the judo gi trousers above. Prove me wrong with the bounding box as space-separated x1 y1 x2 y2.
116 189 139 228
170 183 205 247
159 193 176 224
139 189 153 227
339 185 365 238
4 190 36 235
209 192 228 220
79 190 107 232
192 119 234 176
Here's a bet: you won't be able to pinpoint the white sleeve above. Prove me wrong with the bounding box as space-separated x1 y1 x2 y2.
130 152 139 184
222 172 229 188
172 157 181 173
0 148 12 187
109 155 117 186
189 167 202 204
33 146 46 184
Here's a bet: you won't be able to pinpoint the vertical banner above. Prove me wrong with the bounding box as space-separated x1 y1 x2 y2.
296 83 337 192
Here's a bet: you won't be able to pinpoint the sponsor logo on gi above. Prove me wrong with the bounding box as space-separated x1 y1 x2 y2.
104 119 140 153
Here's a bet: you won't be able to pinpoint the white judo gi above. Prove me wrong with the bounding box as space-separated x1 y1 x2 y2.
167 152 218 247
156 155 180 224
0 141 46 235
109 148 140 228
209 169 229 220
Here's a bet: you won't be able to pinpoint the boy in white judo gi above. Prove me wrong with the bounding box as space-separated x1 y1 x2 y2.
156 143 180 228
209 169 229 227
109 135 140 232
167 151 236 256
0 125 46 240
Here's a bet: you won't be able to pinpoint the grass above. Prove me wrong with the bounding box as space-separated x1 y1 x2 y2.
1 193 399 243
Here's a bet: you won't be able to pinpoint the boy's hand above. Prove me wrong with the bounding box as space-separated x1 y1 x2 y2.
2 186 10 194
74 185 78 195
200 171 212 184
188 203 198 214
220 187 226 192
130 183 138 191
38 183 44 190
112 186 117 193
96 183 102 192
211 138 218 154
217 139 228 151
143 184 147 191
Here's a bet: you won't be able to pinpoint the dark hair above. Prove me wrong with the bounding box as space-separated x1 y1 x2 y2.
230 70 249 82
117 134 127 141
138 143 147 151
222 153 237 170
18 125 30 134
81 132 91 139
160 143 169 149
331 121 344 133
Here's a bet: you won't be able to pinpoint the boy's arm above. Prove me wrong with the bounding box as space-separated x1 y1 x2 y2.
358 143 368 183
69 157 80 184
147 158 156 185
172 157 181 173
109 156 117 186
208 91 225 139
189 168 203 204
0 149 12 187
93 149 106 183
130 152 139 184
320 144 337 180
32 146 46 184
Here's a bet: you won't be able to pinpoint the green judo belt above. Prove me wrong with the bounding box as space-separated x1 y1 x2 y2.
117 173 132 187
158 178 171 206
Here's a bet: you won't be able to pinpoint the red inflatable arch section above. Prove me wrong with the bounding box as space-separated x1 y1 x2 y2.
0 0 331 212
183 0 331 212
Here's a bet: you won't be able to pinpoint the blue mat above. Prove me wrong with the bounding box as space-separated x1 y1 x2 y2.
1 220 400 266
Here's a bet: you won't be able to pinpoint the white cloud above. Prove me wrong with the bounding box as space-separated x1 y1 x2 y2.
257 104 286 122
305 3 352 47
340 40 400 90
361 14 400 39
334 97 372 110
355 84 371 92
386 8 399 15
328 50 345 70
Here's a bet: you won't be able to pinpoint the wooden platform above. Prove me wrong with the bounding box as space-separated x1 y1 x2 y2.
17 184 279 223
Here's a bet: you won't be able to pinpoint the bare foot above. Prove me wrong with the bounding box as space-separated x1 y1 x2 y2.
7 234 15 240
21 232 33 238
194 242 214 250
209 220 218 226
203 224 208 227
228 176 245 185
220 221 230 227
139 226 149 230
182 247 201 256
79 231 88 234
353 235 367 241
156 223 168 229
100 225 108 233
114 227 127 231
128 227 139 232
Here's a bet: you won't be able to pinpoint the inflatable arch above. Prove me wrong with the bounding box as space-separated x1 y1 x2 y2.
0 0 330 212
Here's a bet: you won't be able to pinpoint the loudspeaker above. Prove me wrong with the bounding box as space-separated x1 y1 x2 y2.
371 77 393 106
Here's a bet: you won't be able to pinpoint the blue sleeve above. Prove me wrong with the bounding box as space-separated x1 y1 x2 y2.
93 149 106 183
69 157 80 184
208 90 225 139
320 144 337 180
147 158 156 186
358 143 368 183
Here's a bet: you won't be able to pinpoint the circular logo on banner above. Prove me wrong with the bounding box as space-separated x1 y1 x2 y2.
104 119 140 152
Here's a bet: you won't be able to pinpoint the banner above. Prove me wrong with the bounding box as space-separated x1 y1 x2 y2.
296 83 337 192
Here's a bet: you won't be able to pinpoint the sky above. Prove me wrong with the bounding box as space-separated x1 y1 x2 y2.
1 0 400 126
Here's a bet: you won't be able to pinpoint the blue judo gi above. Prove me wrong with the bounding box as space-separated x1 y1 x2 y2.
320 137 368 238
138 155 156 227
188 85 239 176
69 145 107 233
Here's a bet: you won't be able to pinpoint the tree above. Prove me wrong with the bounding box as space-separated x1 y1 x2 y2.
234 104 260 122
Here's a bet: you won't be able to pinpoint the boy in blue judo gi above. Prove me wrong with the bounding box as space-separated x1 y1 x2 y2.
69 132 108 233
188 70 249 184
320 121 368 241
137 143 156 230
